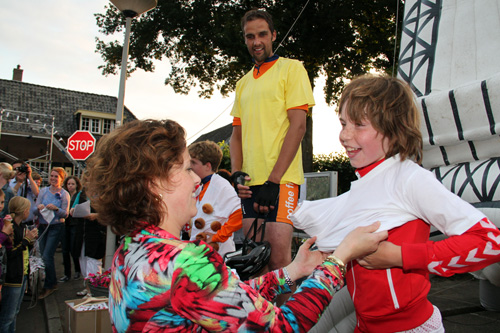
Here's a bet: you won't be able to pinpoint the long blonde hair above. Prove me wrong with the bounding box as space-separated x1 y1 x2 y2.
9 196 30 222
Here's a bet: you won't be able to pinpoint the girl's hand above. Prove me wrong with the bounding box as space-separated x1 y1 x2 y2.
286 236 325 281
69 208 75 216
2 222 13 236
37 204 45 211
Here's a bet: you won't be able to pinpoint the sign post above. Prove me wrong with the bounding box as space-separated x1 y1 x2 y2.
67 131 96 161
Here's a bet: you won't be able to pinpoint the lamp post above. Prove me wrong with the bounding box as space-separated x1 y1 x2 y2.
111 0 157 127
105 0 157 270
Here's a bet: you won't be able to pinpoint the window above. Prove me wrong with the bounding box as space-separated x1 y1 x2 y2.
299 171 338 203
102 119 114 134
79 116 115 134
81 117 90 131
90 118 101 134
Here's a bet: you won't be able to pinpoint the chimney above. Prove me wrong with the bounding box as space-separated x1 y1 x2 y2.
13 65 23 82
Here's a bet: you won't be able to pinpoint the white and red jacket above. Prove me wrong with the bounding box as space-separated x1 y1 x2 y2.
292 156 500 332
190 173 242 258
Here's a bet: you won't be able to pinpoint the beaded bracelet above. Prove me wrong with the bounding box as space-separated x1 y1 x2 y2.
282 267 294 287
324 255 346 277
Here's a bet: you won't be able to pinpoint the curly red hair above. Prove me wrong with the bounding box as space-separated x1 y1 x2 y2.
85 119 186 235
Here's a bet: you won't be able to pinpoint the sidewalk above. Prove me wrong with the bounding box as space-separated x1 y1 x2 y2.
17 248 500 332
18 247 89 333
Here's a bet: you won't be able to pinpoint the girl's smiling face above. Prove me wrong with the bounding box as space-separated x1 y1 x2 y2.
50 171 63 187
339 105 390 169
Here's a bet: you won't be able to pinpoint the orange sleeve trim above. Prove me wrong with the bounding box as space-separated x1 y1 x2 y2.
232 117 241 126
212 209 243 243
287 104 309 112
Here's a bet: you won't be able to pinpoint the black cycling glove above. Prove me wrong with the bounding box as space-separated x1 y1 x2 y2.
255 181 280 209
230 171 249 194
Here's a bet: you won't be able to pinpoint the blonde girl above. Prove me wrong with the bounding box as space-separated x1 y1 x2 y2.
0 163 15 218
0 197 38 332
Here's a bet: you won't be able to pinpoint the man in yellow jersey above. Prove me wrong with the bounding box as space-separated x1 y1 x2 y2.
230 9 315 295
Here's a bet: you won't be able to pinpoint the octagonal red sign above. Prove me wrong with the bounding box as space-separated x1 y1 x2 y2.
67 131 96 160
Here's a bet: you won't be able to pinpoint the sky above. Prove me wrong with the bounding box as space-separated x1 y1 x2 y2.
0 0 343 155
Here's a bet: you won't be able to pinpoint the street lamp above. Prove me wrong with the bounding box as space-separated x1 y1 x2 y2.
111 0 157 128
106 0 157 270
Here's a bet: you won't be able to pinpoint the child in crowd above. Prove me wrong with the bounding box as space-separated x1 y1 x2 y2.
0 163 16 218
188 140 242 257
0 189 13 301
0 196 38 332
291 74 500 332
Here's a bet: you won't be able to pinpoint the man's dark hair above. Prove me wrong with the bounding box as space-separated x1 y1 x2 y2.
241 8 274 34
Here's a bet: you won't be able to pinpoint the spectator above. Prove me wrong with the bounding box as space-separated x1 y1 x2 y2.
59 176 84 282
0 163 16 218
188 140 242 257
31 172 42 188
76 205 106 298
0 189 13 301
9 161 39 226
35 167 70 299
0 196 38 332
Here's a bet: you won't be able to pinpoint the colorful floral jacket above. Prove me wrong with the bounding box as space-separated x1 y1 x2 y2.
109 225 342 332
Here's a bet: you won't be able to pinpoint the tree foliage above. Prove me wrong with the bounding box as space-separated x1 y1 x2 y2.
217 140 232 172
313 152 356 194
95 0 402 172
95 0 402 102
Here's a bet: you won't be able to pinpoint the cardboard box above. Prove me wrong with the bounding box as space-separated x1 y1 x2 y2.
65 297 112 333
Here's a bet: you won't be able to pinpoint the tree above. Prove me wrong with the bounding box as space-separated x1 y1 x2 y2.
217 140 231 172
95 0 403 170
312 152 356 194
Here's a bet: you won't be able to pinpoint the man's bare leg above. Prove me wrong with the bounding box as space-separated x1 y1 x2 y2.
265 221 293 305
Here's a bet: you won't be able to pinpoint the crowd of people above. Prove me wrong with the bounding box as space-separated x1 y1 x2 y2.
0 161 106 332
1 7 499 333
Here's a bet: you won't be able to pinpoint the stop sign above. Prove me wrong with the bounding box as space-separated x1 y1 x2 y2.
67 131 96 160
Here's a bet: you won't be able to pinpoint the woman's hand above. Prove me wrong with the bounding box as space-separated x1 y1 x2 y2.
69 208 75 216
37 204 45 211
333 221 388 264
85 213 98 221
26 228 38 241
286 236 326 281
46 204 58 211
357 241 402 269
